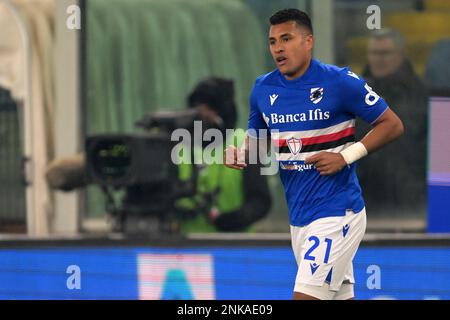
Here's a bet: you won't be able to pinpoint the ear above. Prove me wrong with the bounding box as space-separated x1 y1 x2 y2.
306 35 314 51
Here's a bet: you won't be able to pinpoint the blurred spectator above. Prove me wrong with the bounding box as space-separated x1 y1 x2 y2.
46 77 272 233
356 28 428 216
424 39 450 90
177 77 272 232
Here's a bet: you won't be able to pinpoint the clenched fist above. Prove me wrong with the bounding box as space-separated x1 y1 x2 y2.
305 152 347 176
224 145 247 170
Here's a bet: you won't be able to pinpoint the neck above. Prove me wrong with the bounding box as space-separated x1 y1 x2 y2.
284 58 312 80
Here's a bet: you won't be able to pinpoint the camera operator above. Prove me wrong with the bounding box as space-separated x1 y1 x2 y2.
46 77 272 233
176 77 272 232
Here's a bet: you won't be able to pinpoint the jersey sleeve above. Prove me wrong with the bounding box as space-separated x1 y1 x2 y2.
340 68 389 124
247 85 268 138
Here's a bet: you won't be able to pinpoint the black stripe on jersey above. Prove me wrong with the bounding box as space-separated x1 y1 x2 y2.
278 135 355 154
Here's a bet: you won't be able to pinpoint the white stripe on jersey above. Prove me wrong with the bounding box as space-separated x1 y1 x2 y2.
275 142 355 161
271 119 356 140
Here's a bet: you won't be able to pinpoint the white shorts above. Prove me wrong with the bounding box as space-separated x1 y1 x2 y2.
291 208 367 300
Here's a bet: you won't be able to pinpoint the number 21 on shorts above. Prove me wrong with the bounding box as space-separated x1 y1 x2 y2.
304 236 333 263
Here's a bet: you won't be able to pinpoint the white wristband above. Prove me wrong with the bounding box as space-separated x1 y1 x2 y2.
340 142 368 165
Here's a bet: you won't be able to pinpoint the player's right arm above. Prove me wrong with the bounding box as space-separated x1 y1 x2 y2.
224 137 248 170
224 83 269 170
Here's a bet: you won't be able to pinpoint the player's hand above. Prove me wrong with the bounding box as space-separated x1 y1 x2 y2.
304 152 347 176
224 145 247 170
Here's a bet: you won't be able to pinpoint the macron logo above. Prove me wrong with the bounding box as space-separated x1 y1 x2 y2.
343 224 350 237
310 262 320 275
347 71 359 80
269 94 279 106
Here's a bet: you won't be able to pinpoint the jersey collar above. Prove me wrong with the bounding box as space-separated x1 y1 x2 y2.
278 59 318 87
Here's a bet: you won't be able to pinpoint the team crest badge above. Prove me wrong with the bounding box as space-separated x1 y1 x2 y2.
287 137 302 155
310 87 324 104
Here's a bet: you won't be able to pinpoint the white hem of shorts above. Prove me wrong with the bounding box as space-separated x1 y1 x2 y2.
295 282 354 300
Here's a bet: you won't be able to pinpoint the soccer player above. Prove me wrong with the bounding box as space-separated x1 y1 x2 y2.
224 9 404 300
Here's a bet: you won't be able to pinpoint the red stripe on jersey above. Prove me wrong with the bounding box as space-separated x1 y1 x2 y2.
274 127 355 147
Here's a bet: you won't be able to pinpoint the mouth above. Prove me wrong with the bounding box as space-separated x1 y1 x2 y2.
276 56 288 66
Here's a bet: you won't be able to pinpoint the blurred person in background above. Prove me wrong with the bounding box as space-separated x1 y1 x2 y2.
46 77 271 233
176 77 272 232
424 38 450 90
357 28 428 216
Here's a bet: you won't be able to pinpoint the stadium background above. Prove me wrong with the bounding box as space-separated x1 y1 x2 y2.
0 0 449 300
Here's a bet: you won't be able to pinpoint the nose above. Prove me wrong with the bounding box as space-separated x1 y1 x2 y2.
274 44 284 54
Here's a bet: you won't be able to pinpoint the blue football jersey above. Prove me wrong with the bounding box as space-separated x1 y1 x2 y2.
248 59 388 226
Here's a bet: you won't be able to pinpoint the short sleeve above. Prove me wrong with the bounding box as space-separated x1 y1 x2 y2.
247 85 268 138
340 68 389 124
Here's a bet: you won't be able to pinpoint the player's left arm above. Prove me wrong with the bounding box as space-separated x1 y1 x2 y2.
305 70 404 176
305 109 403 176
359 108 404 154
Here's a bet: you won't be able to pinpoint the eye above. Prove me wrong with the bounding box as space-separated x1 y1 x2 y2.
269 40 275 45
282 37 290 42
